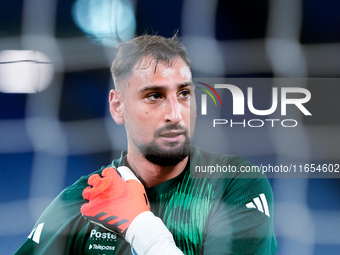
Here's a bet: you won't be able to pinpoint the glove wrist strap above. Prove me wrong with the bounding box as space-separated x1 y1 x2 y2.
125 211 183 255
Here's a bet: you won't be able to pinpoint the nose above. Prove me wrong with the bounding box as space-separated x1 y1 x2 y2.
164 95 182 124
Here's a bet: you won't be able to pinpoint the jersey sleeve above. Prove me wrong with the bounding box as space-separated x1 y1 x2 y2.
14 177 88 255
203 159 277 254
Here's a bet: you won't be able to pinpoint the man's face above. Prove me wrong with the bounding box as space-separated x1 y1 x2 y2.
118 57 196 166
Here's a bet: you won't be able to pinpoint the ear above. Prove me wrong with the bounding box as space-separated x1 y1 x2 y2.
109 89 124 125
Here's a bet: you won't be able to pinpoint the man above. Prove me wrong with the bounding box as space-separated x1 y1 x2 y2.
15 35 277 254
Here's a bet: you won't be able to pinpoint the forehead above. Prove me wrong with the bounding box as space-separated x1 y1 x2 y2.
128 57 192 87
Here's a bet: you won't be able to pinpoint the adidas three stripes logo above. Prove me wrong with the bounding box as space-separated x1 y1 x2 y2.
246 193 270 217
28 223 44 244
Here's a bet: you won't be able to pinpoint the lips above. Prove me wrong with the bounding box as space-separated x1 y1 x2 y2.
159 131 183 137
159 131 184 143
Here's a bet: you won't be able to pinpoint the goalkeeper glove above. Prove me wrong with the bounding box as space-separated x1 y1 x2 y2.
81 166 184 255
81 166 150 235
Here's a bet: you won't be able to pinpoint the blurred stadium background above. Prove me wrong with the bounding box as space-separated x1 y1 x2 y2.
1 0 340 254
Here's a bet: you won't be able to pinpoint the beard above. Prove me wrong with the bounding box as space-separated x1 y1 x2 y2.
137 124 191 166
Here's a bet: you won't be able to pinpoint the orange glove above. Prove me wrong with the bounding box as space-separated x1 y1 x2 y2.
81 166 150 235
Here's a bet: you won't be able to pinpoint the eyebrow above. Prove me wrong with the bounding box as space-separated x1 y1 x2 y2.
138 82 193 93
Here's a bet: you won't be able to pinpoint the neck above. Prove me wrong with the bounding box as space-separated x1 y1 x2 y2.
126 148 188 188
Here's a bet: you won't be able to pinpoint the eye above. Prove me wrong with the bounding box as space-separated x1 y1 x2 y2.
179 90 190 98
147 93 162 101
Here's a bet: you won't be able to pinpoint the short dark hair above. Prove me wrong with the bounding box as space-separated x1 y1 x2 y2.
110 34 191 88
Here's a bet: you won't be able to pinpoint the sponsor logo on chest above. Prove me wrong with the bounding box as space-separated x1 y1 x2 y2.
89 229 117 241
89 243 116 251
87 228 117 252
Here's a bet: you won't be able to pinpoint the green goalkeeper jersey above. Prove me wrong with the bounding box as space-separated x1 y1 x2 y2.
15 146 277 254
